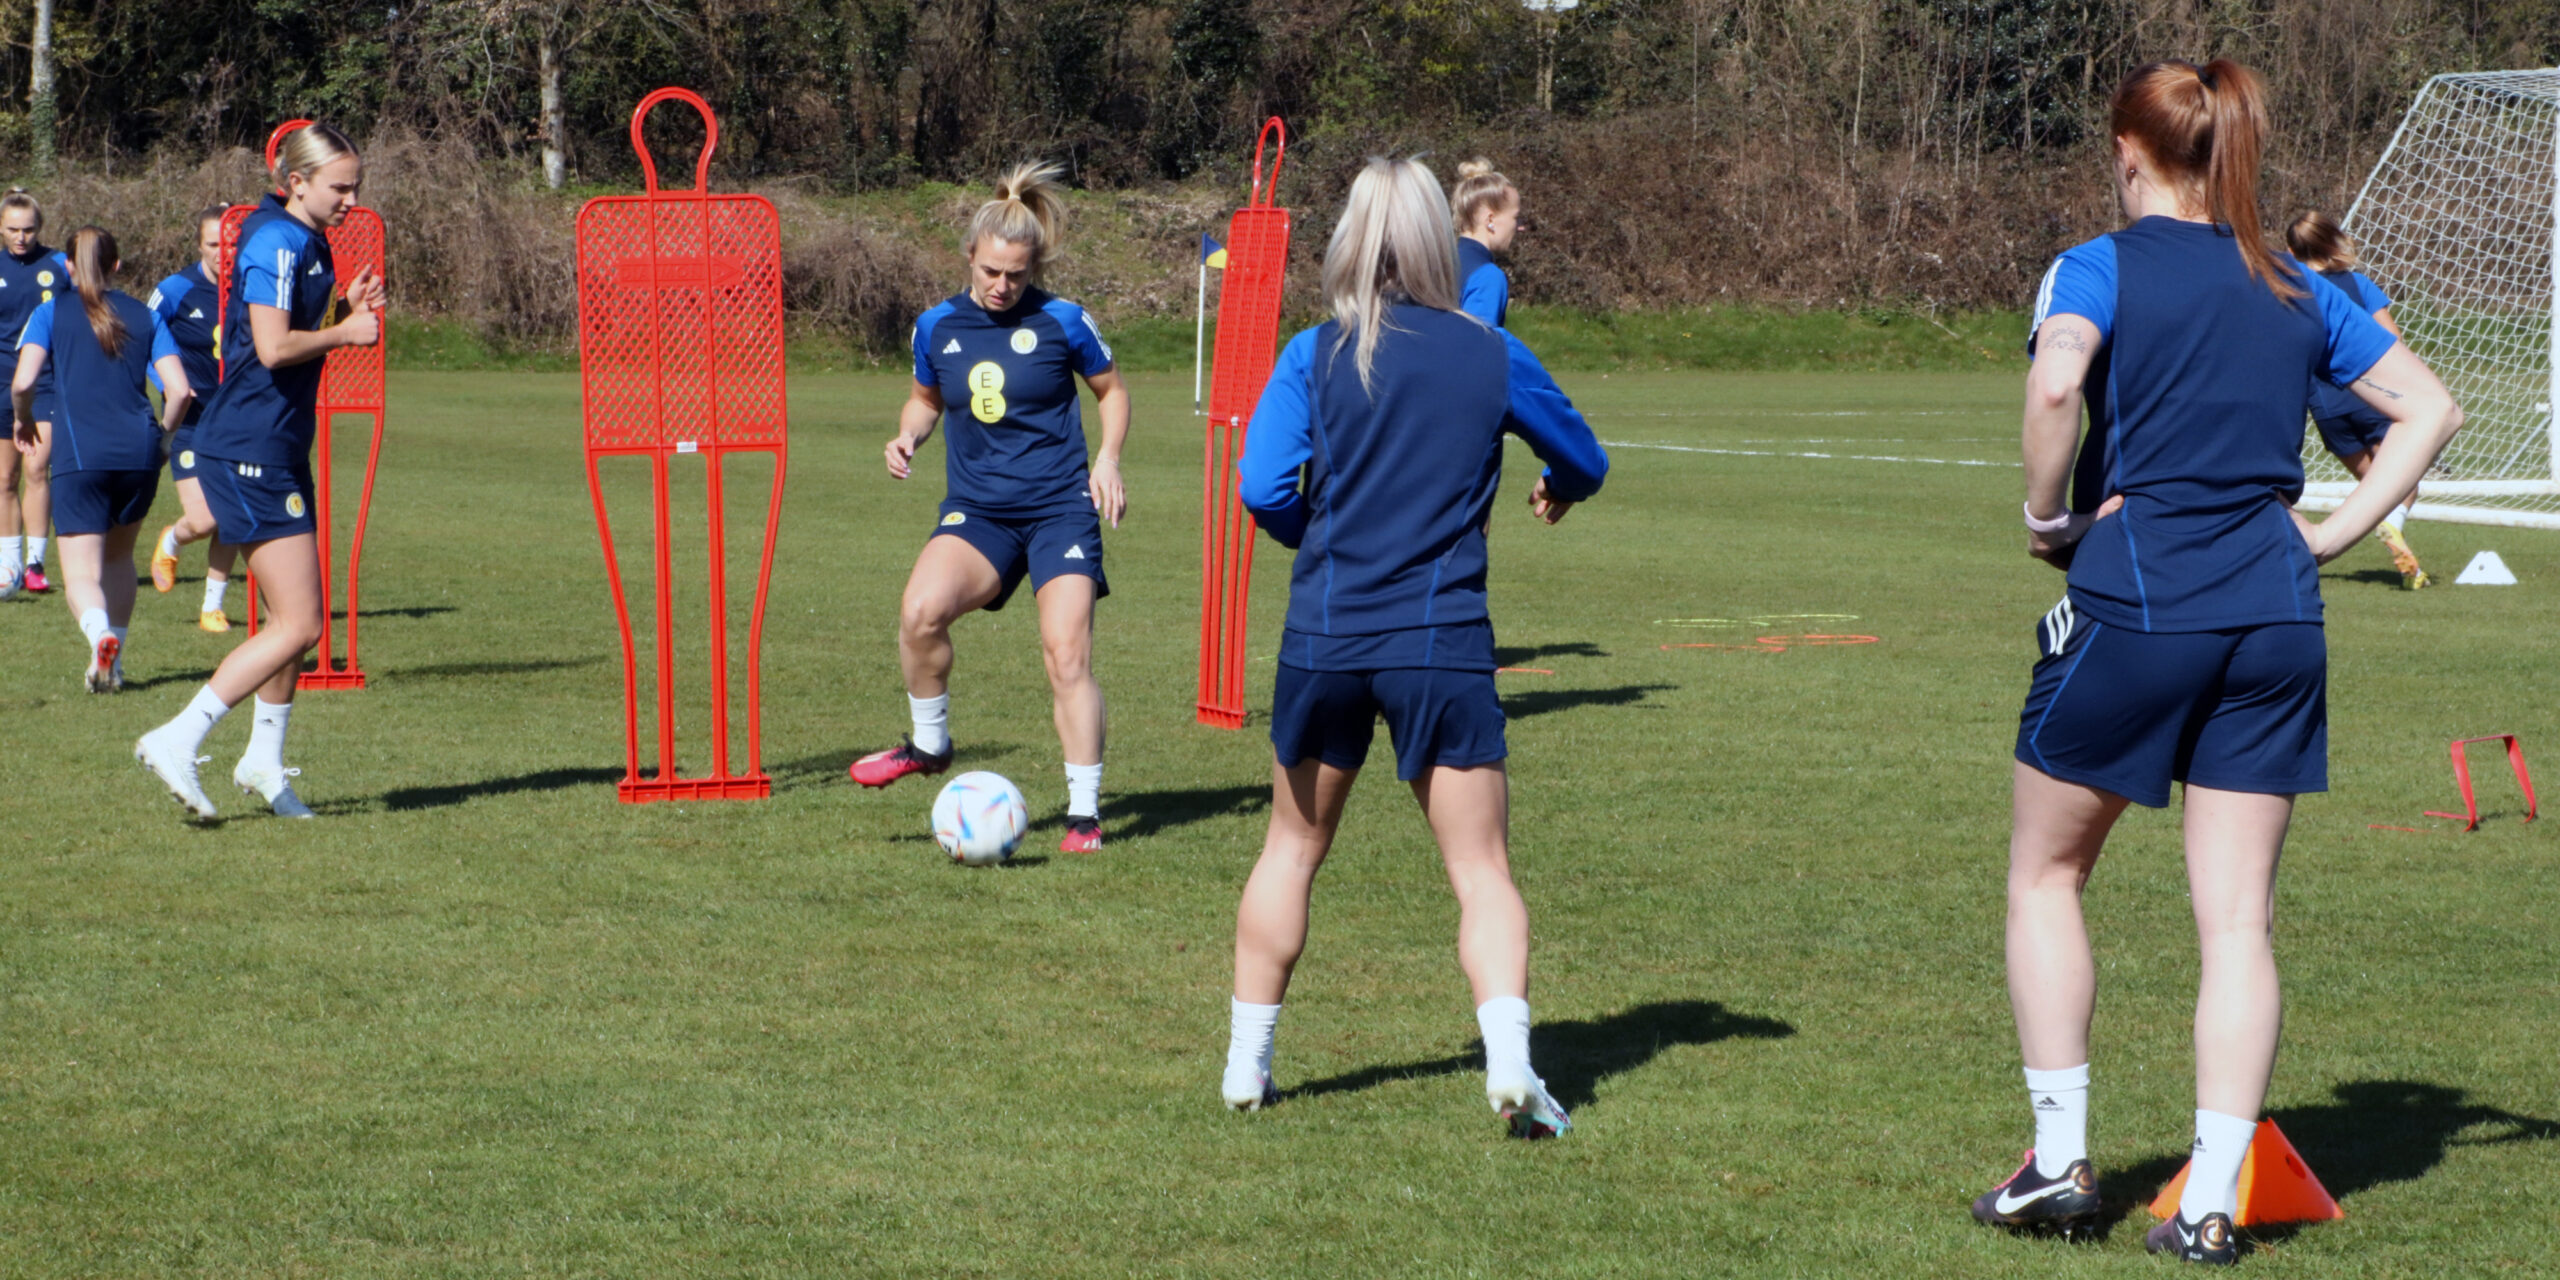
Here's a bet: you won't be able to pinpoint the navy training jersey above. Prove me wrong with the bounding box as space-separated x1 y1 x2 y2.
2030 218 2397 632
2307 269 2392 430
1237 305 1609 671
910 287 1115 518
147 261 221 425
20 291 179 473
1457 237 1510 328
193 195 335 467
0 244 70 408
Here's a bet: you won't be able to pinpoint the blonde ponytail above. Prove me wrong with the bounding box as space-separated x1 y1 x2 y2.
67 225 125 359
1322 156 1463 394
1448 157 1517 234
964 161 1069 276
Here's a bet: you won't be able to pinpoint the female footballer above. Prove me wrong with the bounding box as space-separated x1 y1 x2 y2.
0 190 70 597
11 226 191 691
134 125 384 821
147 205 244 628
1223 157 1608 1138
851 162 1132 855
1971 61 2460 1263
1450 158 1519 327
2288 209 2428 588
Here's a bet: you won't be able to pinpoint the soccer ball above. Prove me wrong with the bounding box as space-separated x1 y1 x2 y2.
931 771 1028 866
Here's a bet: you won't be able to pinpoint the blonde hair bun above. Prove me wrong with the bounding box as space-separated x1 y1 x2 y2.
1456 157 1497 180
965 160 1070 276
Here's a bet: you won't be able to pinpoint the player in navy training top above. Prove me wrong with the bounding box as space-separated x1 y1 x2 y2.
1975 61 2461 1264
1450 157 1519 327
10 226 191 693
1221 157 1607 1139
0 190 71 596
146 205 245 629
2286 209 2429 588
134 125 384 824
849 163 1134 854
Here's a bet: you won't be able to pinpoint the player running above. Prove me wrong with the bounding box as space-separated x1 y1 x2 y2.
1221 157 1608 1138
133 124 384 821
0 190 71 598
851 161 1133 855
1450 158 1518 327
2287 209 2428 588
1976 60 2460 1263
147 205 244 629
10 226 192 691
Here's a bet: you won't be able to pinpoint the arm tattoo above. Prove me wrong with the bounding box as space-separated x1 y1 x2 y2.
2044 327 2091 355
2356 376 2405 400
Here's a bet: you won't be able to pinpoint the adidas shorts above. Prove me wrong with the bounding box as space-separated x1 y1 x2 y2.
2014 598 2326 808
200 455 317 544
929 504 1107 612
1270 665 1508 782
50 468 157 534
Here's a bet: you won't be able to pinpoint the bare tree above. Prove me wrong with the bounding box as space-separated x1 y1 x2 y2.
29 0 55 177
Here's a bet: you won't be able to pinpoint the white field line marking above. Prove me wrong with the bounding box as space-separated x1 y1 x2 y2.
1600 439 2018 468
1579 409 1978 418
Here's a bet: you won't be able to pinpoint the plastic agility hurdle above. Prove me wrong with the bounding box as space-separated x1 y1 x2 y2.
227 118 389 690
1194 118 1291 729
2424 734 2538 831
575 88 788 803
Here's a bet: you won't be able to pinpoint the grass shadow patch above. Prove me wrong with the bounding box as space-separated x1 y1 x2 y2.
377 765 628 812
385 657 603 681
1286 999 1792 1110
1501 683 1675 720
1110 783 1267 840
1495 642 1610 665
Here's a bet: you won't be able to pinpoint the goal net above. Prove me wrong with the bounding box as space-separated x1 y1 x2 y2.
2300 69 2560 530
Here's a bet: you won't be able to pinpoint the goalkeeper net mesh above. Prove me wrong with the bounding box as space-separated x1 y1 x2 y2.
2305 69 2560 529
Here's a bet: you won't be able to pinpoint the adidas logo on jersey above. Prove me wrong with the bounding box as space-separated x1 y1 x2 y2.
307 261 325 276
942 339 961 354
188 309 204 319
1063 545 1085 560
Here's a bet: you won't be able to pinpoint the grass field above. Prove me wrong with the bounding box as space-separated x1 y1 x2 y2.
3 369 2554 1277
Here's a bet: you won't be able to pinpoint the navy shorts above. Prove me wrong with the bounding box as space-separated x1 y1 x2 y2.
200 455 316 543
169 427 203 482
1270 665 1508 781
2015 599 2326 808
50 468 157 534
930 505 1107 612
2314 410 2389 461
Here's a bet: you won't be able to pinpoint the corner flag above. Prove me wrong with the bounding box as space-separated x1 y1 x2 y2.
1202 234 1228 268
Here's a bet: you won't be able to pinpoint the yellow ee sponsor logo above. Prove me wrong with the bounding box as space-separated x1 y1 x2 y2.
285 493 307 519
940 511 967 526
966 360 1007 424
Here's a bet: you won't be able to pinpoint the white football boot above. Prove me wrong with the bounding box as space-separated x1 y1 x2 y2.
234 762 315 820
1489 1072 1572 1139
134 730 217 818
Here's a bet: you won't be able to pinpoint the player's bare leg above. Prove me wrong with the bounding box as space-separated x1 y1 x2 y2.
57 528 137 691
155 477 237 629
1226 758 1357 1109
18 421 51 590
1412 762 1566 1136
852 535 1000 786
1036 573 1106 849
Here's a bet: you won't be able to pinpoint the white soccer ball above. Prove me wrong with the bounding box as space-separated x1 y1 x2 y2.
931 771 1028 866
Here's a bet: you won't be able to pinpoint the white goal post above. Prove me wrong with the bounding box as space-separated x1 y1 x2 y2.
2296 68 2560 530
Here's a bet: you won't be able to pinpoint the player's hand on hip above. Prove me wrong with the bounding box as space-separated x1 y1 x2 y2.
1529 475 1574 525
885 433 918 479
2288 506 2341 564
1089 457 1125 527
2027 495 2120 567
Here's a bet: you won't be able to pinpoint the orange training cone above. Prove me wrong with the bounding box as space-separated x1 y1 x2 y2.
2148 1119 2344 1227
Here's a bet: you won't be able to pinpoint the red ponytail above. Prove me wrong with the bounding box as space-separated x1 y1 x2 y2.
2109 59 2301 301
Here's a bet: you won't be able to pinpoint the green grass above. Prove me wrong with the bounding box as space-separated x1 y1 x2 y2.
2 370 2554 1276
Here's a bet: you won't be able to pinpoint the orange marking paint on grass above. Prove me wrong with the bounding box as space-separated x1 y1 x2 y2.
1661 633 1880 654
1496 667 1555 675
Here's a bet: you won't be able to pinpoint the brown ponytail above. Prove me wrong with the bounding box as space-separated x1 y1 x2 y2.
2285 210 2355 273
2109 59 2301 300
67 225 125 358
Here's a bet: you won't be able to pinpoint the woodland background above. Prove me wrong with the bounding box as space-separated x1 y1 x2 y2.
1 0 2555 356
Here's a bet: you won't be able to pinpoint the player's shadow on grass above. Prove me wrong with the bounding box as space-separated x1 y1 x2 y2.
1106 783 1268 839
1494 641 1610 664
343 605 460 620
374 765 628 811
1285 999 1793 1110
2320 568 2406 589
1501 683 1674 720
385 657 602 681
2090 1079 2560 1242
124 667 216 691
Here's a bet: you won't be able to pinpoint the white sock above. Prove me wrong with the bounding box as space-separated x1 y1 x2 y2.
2177 1108 2259 1222
1065 761 1102 818
27 535 45 566
243 698 293 775
157 527 179 558
1477 996 1534 1086
159 684 233 755
201 575 228 613
2387 502 2413 530
0 535 20 571
1224 998 1281 1093
78 608 110 648
909 692 950 755
2025 1064 2091 1176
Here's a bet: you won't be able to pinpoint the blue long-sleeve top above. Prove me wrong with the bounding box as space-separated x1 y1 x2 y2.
1458 237 1510 327
1237 303 1608 670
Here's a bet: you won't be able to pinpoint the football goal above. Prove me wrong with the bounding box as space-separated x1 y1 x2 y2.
2300 68 2560 530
